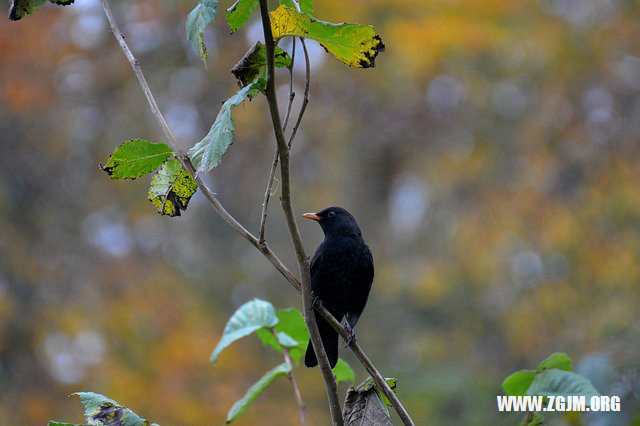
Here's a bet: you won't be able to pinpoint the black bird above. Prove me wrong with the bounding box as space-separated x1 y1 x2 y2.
302 206 374 368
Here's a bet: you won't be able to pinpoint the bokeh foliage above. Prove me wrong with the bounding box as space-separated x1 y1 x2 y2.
1 0 639 424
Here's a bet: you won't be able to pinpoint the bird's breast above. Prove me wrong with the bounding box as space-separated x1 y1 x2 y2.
313 238 370 285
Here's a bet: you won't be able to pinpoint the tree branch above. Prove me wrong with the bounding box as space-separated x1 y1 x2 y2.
257 1 343 424
100 1 413 424
271 327 306 425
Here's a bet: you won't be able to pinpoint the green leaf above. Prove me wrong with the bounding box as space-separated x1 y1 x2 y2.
276 331 299 347
536 352 573 373
333 358 355 383
255 328 279 351
226 363 292 423
526 369 600 402
256 308 309 363
502 370 537 396
188 80 261 173
298 0 313 15
354 377 397 409
72 392 151 426
225 0 258 33
147 159 197 217
48 422 81 426
255 329 298 353
8 0 46 20
186 0 218 65
211 299 278 363
231 42 292 88
343 379 393 425
520 412 545 426
279 0 313 15
377 378 397 407
100 139 173 180
270 5 384 68
8 0 74 20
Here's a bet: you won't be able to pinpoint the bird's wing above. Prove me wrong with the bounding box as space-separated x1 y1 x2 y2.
365 245 374 287
310 243 323 277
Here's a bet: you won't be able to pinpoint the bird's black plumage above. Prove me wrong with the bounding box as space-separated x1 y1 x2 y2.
302 206 374 368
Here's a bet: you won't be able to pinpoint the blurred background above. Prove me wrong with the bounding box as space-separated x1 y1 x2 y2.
2 0 640 424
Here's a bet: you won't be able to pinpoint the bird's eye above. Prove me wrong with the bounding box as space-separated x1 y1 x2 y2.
327 211 335 218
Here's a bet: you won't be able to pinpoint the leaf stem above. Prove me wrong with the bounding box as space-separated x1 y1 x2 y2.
271 328 306 425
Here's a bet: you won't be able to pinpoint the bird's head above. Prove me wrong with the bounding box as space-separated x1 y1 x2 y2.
303 206 362 237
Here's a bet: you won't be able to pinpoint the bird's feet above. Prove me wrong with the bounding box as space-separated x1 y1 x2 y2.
311 293 323 310
343 322 357 347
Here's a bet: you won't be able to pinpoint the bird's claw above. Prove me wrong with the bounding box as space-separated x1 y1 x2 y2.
343 323 357 347
311 293 323 310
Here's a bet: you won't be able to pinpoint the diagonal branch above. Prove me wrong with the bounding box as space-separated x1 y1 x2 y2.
100 1 413 424
99 0 178 155
257 0 343 424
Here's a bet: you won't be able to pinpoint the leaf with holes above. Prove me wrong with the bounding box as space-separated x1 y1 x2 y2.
101 139 173 180
231 42 292 87
211 299 278 363
343 379 393 425
355 377 397 408
8 0 45 20
8 0 73 21
226 363 291 423
270 5 384 68
72 392 155 426
186 0 218 65
147 159 197 217
188 79 262 173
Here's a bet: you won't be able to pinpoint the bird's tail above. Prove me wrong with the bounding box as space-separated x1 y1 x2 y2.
304 311 339 368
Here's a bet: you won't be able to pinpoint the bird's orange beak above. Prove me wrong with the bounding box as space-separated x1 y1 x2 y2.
302 212 321 221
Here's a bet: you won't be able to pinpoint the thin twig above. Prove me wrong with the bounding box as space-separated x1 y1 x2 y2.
282 37 297 132
258 151 279 244
258 39 297 244
287 38 310 148
257 1 343 424
259 38 309 244
271 328 306 425
99 0 179 154
100 1 413 424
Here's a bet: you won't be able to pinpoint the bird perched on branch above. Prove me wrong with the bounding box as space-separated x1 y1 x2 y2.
302 206 374 368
